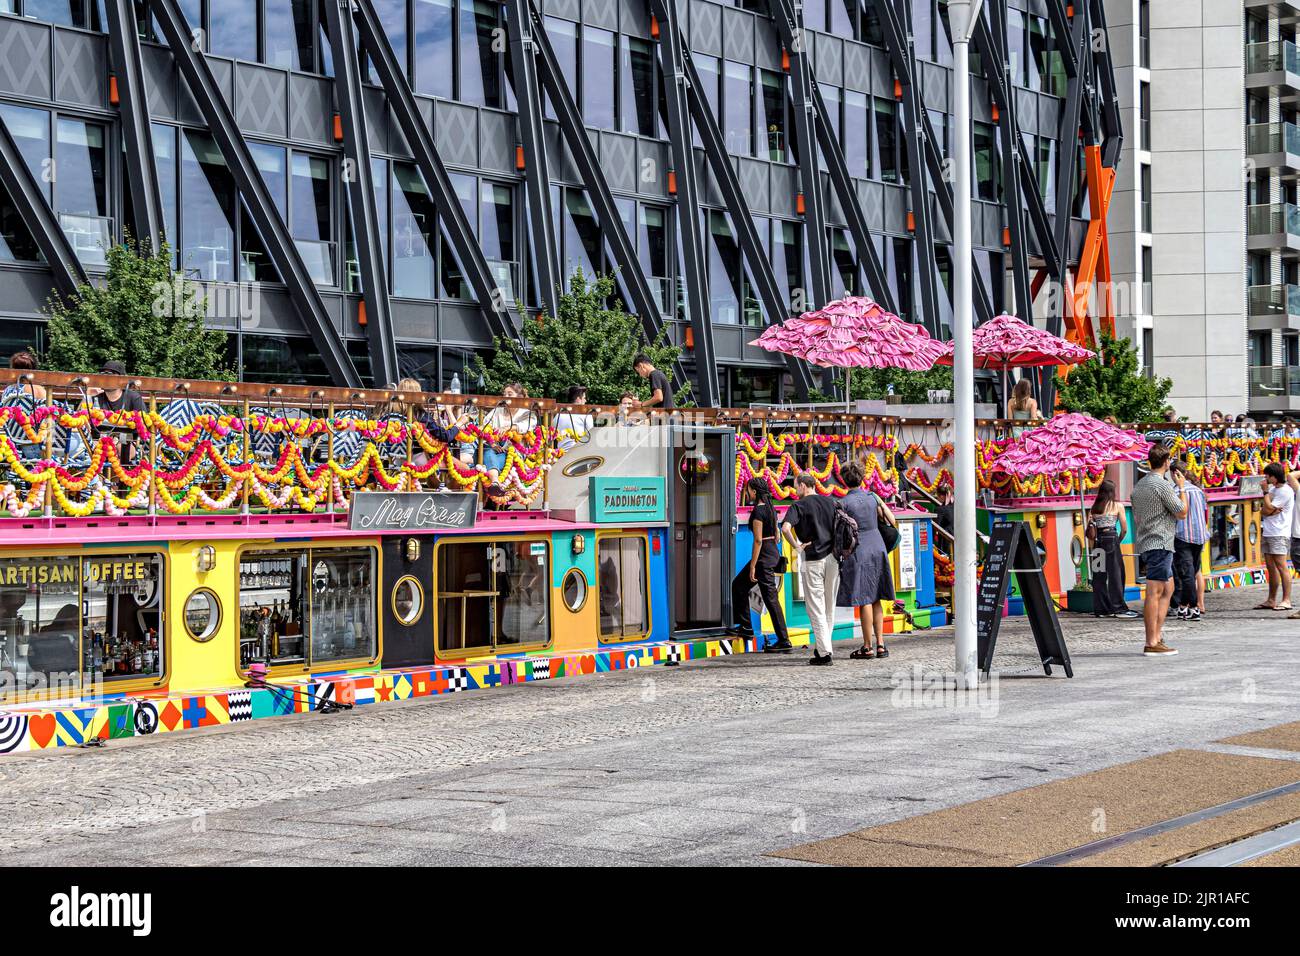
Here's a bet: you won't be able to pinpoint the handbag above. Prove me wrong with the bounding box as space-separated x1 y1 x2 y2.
870 492 900 551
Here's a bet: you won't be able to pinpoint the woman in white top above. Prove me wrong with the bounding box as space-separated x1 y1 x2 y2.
1007 379 1041 438
481 383 537 488
553 385 594 450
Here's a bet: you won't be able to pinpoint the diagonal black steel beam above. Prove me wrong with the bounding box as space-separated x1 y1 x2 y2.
0 115 87 301
675 49 814 398
1052 4 1092 300
523 0 692 399
149 0 361 387
972 10 1061 277
983 0 1032 321
504 0 562 321
769 0 894 316
869 0 942 336
351 0 519 346
104 0 166 251
647 0 719 407
323 0 398 387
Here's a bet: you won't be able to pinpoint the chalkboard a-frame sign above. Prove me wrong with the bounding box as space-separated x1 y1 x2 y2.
977 520 1073 677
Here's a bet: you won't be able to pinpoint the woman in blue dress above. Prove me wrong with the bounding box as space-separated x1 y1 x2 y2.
835 461 898 659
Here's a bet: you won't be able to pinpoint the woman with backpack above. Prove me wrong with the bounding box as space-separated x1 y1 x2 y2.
727 477 792 652
835 461 898 659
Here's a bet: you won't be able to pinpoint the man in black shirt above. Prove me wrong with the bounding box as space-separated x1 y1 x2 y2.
781 474 841 665
633 355 674 411
89 360 146 466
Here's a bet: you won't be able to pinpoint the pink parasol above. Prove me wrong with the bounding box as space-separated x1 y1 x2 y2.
749 296 946 409
937 313 1095 417
991 413 1150 477
937 313 1095 370
992 413 1151 588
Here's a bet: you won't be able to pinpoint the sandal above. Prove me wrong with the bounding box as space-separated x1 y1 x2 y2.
875 646 889 659
849 645 875 660
1274 604 1294 611
1254 602 1276 610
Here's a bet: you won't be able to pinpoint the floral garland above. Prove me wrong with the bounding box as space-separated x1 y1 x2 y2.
735 431 899 503
0 405 565 517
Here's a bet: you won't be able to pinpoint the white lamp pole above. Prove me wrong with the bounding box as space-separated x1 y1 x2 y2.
950 0 983 689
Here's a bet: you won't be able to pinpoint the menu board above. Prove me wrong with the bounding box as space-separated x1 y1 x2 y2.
977 521 1072 678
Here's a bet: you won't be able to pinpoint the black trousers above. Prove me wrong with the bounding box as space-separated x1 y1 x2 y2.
731 564 789 643
1173 539 1202 608
1091 531 1128 615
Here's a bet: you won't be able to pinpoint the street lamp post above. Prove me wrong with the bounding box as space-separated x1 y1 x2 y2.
950 0 983 689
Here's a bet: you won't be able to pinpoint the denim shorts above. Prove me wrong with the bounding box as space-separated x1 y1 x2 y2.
1142 548 1174 582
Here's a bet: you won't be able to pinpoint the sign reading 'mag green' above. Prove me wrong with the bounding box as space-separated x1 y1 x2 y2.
589 477 667 523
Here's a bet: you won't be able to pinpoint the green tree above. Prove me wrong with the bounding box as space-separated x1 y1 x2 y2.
43 238 230 380
849 365 955 404
1053 332 1172 423
474 269 685 405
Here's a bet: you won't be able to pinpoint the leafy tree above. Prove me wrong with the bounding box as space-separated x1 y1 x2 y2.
849 365 955 404
43 238 230 380
474 269 685 405
1053 332 1173 423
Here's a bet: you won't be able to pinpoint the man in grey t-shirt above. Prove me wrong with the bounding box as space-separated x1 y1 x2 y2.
1131 444 1189 657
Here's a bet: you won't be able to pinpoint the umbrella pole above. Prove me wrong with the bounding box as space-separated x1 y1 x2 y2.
846 367 852 415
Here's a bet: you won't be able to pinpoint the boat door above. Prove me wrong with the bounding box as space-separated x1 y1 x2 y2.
668 425 736 634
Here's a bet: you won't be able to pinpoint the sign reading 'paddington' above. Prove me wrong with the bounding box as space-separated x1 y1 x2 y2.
589 477 667 523
349 491 478 532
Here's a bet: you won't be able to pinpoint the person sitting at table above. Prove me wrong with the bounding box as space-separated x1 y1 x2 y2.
86 360 146 469
1008 379 1041 438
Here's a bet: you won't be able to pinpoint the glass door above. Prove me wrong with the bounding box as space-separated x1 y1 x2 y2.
671 428 734 632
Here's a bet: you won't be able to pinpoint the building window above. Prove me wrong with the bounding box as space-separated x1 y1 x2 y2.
291 152 335 285
724 60 754 156
264 0 317 71
0 106 111 269
414 0 454 97
974 121 998 201
758 69 787 161
543 16 577 121
239 334 333 384
439 172 474 300
597 535 649 641
209 0 258 61
582 26 617 129
1139 0 1150 69
238 546 377 670
706 210 743 325
21 0 102 28
0 553 165 702
1141 163 1152 232
873 98 899 184
561 187 602 280
391 163 436 298
480 180 516 301
619 35 658 137
436 539 551 654
459 0 503 108
844 90 870 178
694 55 721 148
636 204 671 313
772 219 804 314
1140 82 1150 151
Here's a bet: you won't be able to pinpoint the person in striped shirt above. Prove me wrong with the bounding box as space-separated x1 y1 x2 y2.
1171 459 1209 622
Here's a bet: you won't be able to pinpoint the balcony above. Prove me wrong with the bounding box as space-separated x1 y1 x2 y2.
1249 284 1300 330
1246 41 1300 102
1247 203 1300 254
1249 365 1300 412
1245 1 1300 27
1247 121 1300 175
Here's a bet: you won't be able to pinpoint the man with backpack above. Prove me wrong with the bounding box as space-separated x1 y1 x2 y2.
782 474 841 665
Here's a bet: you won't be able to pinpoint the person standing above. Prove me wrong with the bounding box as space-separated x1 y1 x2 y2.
1169 460 1209 621
1258 461 1295 611
633 355 674 411
728 477 791 651
781 474 840 665
1132 445 1189 656
835 462 897 659
1086 479 1138 619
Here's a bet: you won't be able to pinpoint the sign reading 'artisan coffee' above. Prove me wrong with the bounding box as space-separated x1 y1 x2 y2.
349 491 478 532
589 477 667 523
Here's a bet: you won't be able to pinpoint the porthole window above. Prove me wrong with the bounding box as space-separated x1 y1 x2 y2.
184 589 221 643
392 575 424 626
562 568 588 612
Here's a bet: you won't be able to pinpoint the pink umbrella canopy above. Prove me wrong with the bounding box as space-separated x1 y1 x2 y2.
937 313 1096 369
991 413 1151 477
749 296 947 370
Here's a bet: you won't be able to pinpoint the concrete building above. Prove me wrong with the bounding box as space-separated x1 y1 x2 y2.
0 1 1118 407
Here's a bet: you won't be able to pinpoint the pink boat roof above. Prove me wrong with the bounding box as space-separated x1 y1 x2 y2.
0 511 609 547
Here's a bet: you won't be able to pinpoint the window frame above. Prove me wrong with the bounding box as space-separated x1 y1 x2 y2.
595 531 652 644
0 547 170 704
233 542 382 676
432 534 553 660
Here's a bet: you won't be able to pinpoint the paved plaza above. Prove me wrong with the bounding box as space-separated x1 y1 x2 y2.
1 585 1296 867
